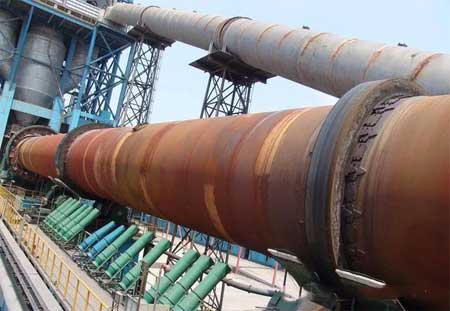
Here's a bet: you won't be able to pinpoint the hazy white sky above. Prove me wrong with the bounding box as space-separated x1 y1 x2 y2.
136 0 450 123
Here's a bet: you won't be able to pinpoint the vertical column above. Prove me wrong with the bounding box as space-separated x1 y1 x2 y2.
50 37 78 133
114 42 136 125
69 27 97 130
116 41 163 127
0 7 34 148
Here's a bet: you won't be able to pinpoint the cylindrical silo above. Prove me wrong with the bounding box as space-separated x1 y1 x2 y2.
0 9 19 80
14 25 66 126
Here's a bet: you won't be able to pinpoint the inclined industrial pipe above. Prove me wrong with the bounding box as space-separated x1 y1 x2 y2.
103 4 450 97
11 80 450 309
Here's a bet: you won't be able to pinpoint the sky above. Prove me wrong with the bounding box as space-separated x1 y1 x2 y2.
135 0 450 123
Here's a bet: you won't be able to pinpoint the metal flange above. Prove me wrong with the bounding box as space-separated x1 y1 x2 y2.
55 123 112 189
3 125 56 183
305 79 424 291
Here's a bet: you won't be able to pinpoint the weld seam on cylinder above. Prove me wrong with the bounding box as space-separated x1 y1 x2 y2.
138 123 179 218
55 123 112 197
409 53 442 82
362 45 390 81
328 38 358 95
296 32 329 83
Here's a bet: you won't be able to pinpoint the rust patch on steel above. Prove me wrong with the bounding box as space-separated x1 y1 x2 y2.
299 32 328 57
239 20 257 37
328 38 358 94
255 109 311 176
204 184 235 242
109 131 132 199
203 15 222 31
277 29 297 48
193 14 209 27
410 53 442 81
256 24 279 45
139 123 179 217
82 129 113 196
363 45 390 80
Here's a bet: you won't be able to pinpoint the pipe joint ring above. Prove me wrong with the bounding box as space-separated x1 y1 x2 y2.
55 123 111 189
213 16 252 52
3 125 55 183
305 78 424 291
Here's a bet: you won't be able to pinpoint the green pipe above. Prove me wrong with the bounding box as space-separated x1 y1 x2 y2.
105 231 155 279
93 225 138 269
44 198 76 227
157 256 213 306
51 202 85 231
144 249 199 303
173 263 231 311
53 195 68 207
56 205 93 237
119 238 171 290
52 203 87 231
45 197 72 221
61 208 100 242
47 199 81 228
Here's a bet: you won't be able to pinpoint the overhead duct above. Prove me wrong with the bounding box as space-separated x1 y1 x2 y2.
104 3 450 96
0 9 18 81
9 79 449 309
14 25 66 126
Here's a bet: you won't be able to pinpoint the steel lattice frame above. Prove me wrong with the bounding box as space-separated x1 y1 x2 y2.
63 25 136 130
200 69 253 118
118 40 162 127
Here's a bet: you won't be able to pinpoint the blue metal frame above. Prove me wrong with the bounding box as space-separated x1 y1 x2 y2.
114 42 136 125
20 0 94 30
68 26 98 130
65 24 136 130
0 0 151 149
0 7 34 148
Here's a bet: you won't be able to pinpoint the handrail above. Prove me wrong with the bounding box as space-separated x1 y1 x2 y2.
0 186 110 311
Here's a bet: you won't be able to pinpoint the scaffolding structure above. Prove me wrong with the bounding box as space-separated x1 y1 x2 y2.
0 0 166 148
117 39 164 127
191 50 274 118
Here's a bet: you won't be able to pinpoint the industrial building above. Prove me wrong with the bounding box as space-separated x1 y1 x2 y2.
0 0 448 310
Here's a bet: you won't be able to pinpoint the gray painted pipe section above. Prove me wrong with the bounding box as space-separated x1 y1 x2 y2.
104 3 450 96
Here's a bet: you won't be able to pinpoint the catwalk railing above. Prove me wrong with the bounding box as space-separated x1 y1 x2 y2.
0 185 110 311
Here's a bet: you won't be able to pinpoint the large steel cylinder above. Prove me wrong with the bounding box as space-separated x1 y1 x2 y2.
13 80 449 309
16 133 64 178
350 95 449 309
65 107 331 260
14 25 66 126
104 4 450 96
0 9 18 80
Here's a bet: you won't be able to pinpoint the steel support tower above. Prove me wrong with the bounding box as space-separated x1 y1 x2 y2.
191 50 273 118
116 38 163 127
